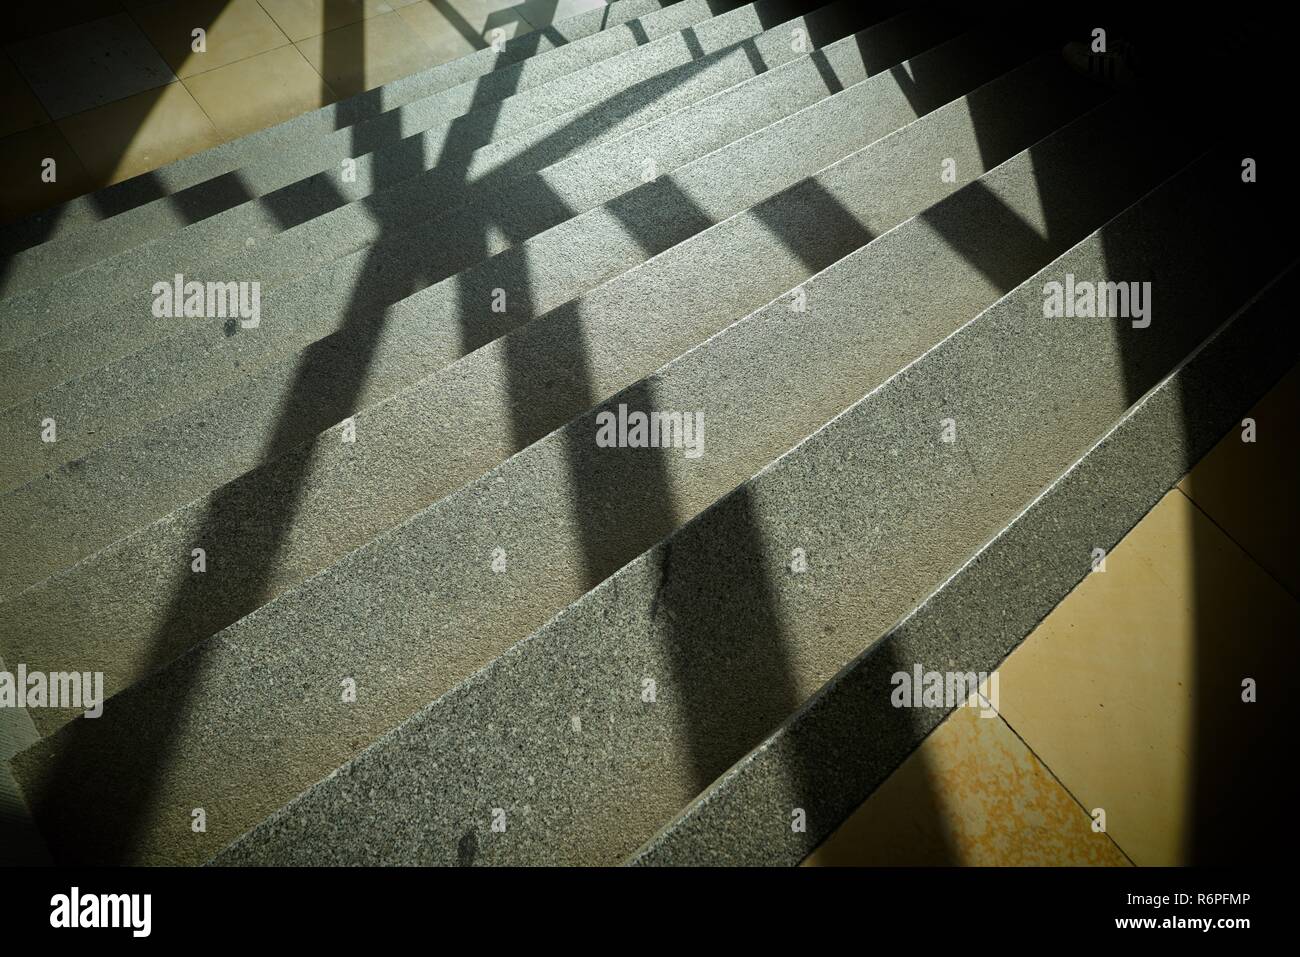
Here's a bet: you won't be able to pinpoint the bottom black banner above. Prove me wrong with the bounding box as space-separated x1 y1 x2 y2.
0 866 1273 942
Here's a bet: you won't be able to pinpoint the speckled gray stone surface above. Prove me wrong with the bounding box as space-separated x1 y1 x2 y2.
0 0 835 322
0 6 905 486
206 152 1291 867
0 0 875 376
630 267 1300 866
0 54 1100 728
15 124 1282 865
0 34 1071 604
0 0 680 266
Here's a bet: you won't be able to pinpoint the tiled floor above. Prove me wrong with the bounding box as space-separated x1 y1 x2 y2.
805 704 1131 867
0 0 607 223
808 361 1299 866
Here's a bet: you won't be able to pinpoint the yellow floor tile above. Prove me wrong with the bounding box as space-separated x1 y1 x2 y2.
996 489 1299 866
395 0 533 67
132 0 291 78
0 56 49 139
296 10 437 97
804 705 1129 866
7 13 174 120
56 81 223 186
1178 361 1300 598
185 45 335 139
0 125 95 224
259 0 395 43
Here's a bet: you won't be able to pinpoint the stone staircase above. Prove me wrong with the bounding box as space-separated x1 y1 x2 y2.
0 0 1291 865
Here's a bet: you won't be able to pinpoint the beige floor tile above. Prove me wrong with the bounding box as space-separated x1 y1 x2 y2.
7 13 174 119
132 0 291 78
0 125 95 224
395 0 532 66
1178 361 1300 598
56 82 223 186
997 489 1299 866
0 56 49 138
804 705 1129 866
258 0 394 42
185 45 334 139
296 11 438 96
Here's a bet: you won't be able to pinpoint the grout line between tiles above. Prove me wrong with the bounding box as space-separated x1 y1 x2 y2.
991 710 1139 867
179 78 238 143
179 46 341 141
151 39 297 82
1173 486 1299 604
124 0 296 81
979 483 1181 868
